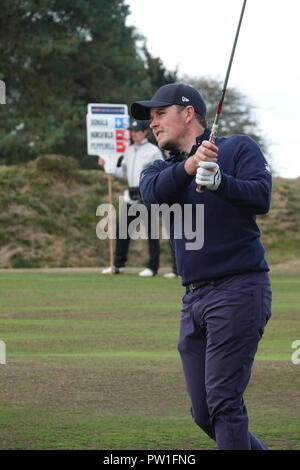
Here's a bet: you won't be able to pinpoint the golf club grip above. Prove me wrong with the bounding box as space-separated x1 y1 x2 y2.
196 131 215 193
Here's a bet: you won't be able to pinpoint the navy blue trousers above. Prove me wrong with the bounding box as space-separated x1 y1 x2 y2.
178 272 272 450
115 204 160 273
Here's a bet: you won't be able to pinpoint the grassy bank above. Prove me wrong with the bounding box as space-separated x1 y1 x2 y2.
0 155 300 268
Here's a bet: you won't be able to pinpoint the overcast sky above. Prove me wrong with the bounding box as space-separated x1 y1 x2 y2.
125 0 300 178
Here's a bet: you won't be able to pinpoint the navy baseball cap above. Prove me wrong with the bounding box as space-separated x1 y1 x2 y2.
131 83 207 120
128 119 148 131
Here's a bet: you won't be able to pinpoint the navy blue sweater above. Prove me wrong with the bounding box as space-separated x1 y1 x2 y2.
139 128 272 285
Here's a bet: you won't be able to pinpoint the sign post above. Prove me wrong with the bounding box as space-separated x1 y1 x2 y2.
0 80 5 105
86 103 130 270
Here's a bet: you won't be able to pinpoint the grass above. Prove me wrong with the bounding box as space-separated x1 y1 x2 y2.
0 269 300 450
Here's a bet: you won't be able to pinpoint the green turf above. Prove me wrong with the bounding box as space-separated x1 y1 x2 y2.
0 271 299 450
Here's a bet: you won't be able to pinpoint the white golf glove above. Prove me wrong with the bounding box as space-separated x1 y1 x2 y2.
196 161 221 191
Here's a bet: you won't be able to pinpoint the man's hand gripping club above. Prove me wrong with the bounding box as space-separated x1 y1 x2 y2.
184 140 221 192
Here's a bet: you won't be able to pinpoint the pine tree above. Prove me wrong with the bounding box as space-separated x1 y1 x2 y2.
0 0 175 165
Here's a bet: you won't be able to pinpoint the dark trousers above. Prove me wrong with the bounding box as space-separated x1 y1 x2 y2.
114 203 160 273
169 240 178 275
178 272 272 450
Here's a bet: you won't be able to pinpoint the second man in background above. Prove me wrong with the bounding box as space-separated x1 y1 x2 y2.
99 120 163 276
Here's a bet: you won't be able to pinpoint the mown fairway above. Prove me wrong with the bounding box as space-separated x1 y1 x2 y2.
0 270 299 450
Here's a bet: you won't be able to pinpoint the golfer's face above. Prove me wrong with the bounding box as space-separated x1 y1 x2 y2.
150 105 187 151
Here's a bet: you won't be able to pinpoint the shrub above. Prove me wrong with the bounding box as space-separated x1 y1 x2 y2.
35 155 79 181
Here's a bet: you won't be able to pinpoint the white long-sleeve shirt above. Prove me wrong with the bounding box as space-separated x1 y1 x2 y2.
114 139 163 187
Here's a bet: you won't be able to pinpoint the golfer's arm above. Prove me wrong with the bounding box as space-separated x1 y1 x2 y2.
214 174 272 214
214 139 272 214
140 161 194 204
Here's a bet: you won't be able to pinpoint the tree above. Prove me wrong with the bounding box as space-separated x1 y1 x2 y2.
183 75 269 156
142 45 177 90
0 0 176 165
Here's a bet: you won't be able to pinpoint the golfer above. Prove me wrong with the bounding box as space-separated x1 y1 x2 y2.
131 83 272 450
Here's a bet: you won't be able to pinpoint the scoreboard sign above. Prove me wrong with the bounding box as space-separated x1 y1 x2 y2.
86 103 130 159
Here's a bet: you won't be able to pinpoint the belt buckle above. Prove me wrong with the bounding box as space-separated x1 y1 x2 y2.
189 283 196 292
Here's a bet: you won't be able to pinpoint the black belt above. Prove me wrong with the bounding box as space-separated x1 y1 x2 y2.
185 279 213 293
185 274 235 293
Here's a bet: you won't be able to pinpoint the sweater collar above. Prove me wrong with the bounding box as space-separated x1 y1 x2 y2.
165 128 211 162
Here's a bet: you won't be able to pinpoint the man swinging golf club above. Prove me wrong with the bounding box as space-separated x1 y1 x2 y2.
131 81 272 450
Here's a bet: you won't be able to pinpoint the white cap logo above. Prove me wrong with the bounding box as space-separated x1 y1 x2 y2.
182 96 190 102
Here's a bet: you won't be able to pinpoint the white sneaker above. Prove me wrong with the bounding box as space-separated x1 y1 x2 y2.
139 268 155 277
101 266 125 274
163 272 177 279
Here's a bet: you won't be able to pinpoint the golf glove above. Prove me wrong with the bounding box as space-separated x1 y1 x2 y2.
196 161 221 191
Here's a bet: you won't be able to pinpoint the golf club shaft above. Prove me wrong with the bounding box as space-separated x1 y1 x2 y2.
197 0 247 192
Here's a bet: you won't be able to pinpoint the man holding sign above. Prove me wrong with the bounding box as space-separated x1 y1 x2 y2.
99 120 163 276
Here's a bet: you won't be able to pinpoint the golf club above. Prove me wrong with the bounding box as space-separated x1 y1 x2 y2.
197 0 247 192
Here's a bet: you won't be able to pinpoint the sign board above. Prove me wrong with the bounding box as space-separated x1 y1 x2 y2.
86 103 130 173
